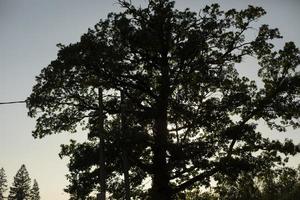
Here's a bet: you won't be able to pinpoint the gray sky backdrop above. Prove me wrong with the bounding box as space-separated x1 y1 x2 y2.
0 0 299 199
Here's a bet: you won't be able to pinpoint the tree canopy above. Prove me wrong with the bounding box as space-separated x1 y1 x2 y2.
27 0 300 199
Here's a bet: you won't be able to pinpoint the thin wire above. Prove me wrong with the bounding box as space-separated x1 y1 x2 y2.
0 100 26 105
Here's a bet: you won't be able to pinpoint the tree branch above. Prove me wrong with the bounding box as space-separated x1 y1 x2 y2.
172 167 219 194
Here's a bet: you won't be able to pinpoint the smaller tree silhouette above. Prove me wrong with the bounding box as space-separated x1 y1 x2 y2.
0 168 7 200
8 164 31 200
30 179 40 200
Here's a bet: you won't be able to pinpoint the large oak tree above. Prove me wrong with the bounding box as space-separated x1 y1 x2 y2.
27 0 300 199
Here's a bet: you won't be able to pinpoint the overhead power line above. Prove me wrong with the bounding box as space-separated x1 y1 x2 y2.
0 100 26 105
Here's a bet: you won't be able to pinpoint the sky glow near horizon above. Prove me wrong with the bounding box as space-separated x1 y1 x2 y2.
0 0 300 199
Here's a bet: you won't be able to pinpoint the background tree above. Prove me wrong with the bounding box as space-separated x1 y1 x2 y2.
214 171 261 200
183 166 300 200
211 166 300 200
8 165 31 200
27 0 300 199
30 179 40 200
0 168 7 200
260 167 299 200
179 188 217 200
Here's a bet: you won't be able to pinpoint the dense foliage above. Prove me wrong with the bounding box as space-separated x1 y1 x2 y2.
27 0 300 199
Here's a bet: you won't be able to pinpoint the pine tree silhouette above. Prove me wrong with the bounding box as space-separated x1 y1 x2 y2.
30 179 40 200
8 165 31 200
0 168 7 200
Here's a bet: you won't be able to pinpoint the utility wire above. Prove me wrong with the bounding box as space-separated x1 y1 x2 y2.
0 100 26 105
0 94 121 106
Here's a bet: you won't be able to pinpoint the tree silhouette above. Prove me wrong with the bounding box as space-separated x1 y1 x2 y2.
27 0 300 199
30 179 40 200
215 171 261 200
0 168 7 200
215 166 300 200
260 167 299 200
184 166 300 200
8 165 31 200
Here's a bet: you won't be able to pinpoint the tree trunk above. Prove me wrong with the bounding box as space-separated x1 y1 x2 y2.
122 150 131 200
150 41 172 199
151 85 172 200
98 87 106 200
121 91 131 200
151 113 172 200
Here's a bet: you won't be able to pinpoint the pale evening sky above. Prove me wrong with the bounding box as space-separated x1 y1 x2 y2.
0 0 299 199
